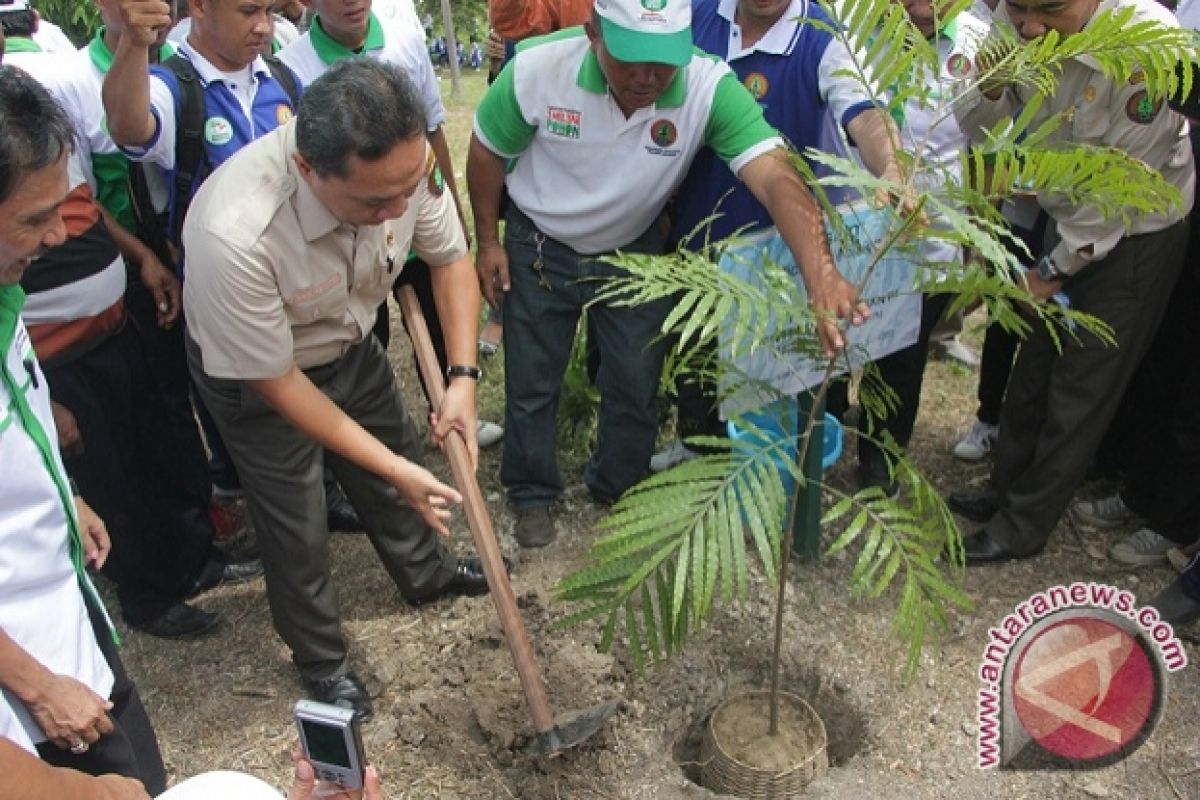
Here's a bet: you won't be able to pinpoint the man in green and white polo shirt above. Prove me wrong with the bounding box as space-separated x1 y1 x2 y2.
467 0 867 548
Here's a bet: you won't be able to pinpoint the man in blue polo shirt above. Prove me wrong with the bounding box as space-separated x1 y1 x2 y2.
103 0 298 246
468 0 868 547
652 0 904 473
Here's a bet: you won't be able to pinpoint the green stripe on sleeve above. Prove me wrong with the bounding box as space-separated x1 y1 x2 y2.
704 72 781 165
475 61 537 157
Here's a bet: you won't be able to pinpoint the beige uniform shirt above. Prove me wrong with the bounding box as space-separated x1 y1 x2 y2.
956 0 1195 275
182 121 467 380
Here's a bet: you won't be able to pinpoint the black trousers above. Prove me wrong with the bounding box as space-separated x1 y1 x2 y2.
372 257 448 406
825 292 953 473
44 321 214 624
1097 211 1200 546
986 220 1190 553
35 592 166 794
188 335 456 681
973 213 1047 425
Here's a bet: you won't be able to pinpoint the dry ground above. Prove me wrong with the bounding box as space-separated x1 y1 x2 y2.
116 71 1200 799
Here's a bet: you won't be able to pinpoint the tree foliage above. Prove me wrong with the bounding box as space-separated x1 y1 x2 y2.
32 0 101 45
556 0 1197 678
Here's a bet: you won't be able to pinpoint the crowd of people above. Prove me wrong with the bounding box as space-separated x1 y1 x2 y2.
1 0 1198 794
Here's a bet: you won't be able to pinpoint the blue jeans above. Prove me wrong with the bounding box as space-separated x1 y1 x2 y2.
500 207 670 509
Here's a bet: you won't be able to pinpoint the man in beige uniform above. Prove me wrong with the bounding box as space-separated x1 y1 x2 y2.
947 0 1194 563
182 59 492 720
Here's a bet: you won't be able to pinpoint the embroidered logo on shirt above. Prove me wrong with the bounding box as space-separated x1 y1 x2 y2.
1125 90 1161 124
547 106 582 139
744 72 769 100
204 116 233 146
650 119 677 147
276 104 294 125
645 119 680 157
641 0 667 10
945 53 971 78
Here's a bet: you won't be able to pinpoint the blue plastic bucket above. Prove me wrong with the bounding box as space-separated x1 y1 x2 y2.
727 400 843 504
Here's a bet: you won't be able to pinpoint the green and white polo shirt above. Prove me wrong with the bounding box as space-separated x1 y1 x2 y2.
0 285 114 754
278 11 445 130
60 32 176 230
473 28 783 254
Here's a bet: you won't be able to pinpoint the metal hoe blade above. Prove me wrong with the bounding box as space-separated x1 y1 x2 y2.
398 287 617 757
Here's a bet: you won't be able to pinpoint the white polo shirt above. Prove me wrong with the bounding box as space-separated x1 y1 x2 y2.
372 0 426 41
898 14 988 191
278 10 445 130
0 292 113 755
473 29 783 254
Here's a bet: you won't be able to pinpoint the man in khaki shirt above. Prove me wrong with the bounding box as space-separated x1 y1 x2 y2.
182 59 492 720
947 0 1194 564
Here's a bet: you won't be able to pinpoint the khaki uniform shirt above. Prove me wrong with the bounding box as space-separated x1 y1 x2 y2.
182 121 466 380
956 0 1195 275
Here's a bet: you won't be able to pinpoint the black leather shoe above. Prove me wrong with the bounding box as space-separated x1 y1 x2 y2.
958 529 1040 566
307 671 373 721
326 487 363 533
1150 578 1200 628
187 555 264 597
131 602 221 639
409 557 512 605
948 486 1001 522
857 463 899 499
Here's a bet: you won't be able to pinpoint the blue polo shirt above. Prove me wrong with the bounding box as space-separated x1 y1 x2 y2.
672 0 876 248
121 43 302 247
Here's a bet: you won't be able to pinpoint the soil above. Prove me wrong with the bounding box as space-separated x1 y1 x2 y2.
118 312 1200 800
706 691 827 774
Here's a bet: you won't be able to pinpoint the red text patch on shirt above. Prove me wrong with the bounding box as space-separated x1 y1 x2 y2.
547 106 582 139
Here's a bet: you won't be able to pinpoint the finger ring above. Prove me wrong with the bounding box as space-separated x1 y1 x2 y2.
70 740 89 755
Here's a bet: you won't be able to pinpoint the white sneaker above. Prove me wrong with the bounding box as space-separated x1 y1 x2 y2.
477 420 504 448
650 440 699 473
1109 528 1173 566
952 421 998 462
1071 494 1137 530
932 337 980 369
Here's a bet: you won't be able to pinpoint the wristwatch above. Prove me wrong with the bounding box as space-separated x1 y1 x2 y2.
446 364 482 381
1035 254 1064 281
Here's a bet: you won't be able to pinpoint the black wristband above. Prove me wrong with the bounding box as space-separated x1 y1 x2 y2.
447 364 482 381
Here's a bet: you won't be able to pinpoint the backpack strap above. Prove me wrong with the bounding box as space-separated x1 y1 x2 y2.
159 54 209 250
263 53 301 108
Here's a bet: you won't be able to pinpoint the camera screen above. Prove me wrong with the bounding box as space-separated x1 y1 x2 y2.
301 719 352 768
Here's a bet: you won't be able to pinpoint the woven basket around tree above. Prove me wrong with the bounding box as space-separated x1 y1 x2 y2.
700 690 828 799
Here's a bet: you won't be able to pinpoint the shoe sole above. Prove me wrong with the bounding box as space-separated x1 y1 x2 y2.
951 448 989 462
947 500 997 523
1071 509 1136 530
133 615 222 640
516 527 557 548
1107 548 1170 566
